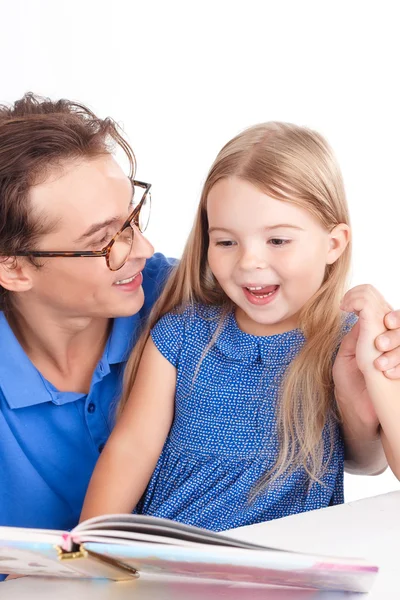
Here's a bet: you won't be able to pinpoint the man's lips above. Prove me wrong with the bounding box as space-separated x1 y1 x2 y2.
114 263 146 286
114 272 141 286
113 271 144 291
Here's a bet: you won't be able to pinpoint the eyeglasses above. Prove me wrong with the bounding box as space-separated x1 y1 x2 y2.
11 180 151 272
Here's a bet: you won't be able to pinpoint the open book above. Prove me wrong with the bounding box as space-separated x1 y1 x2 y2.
0 514 378 592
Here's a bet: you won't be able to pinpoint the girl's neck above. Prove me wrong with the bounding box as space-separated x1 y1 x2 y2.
234 307 300 337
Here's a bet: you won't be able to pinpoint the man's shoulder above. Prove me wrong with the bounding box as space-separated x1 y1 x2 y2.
143 252 177 282
140 253 177 319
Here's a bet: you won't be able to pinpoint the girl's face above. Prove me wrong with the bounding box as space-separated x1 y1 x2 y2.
207 176 349 336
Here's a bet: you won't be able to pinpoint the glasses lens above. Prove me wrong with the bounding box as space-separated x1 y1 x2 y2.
137 190 151 233
109 226 133 270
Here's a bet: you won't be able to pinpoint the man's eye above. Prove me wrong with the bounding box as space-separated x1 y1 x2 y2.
95 234 112 247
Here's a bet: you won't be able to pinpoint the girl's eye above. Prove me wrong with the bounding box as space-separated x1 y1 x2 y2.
215 240 236 247
269 238 290 246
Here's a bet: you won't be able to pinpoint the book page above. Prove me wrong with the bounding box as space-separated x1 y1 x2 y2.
73 514 269 550
0 545 83 578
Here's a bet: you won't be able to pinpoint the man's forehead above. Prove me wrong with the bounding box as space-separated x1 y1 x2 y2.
29 156 130 230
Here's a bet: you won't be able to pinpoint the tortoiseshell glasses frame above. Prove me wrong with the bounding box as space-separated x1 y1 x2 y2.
11 180 152 272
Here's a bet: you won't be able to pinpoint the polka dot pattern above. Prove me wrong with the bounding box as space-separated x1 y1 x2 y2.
137 304 353 532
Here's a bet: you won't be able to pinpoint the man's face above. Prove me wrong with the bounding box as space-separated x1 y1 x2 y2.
20 155 154 319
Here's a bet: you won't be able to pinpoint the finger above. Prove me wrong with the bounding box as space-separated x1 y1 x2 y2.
375 327 400 352
383 364 400 380
384 310 400 330
340 286 390 315
374 347 400 372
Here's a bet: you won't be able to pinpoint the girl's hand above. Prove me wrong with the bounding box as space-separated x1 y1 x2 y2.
333 285 391 432
339 285 391 375
333 285 400 475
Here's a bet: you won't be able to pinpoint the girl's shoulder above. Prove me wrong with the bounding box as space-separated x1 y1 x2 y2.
157 303 223 329
151 303 224 344
150 304 224 367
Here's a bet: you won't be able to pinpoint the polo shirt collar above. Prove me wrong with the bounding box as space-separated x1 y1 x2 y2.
0 312 60 409
0 312 137 410
106 313 141 365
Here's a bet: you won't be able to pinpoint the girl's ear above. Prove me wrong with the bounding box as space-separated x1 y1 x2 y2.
326 223 350 265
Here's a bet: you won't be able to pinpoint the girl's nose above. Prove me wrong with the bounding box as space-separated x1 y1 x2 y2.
239 247 268 271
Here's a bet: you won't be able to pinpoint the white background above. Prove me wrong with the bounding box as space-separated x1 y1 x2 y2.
1 0 399 501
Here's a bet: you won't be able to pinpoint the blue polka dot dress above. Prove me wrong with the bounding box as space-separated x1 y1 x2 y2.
136 304 351 532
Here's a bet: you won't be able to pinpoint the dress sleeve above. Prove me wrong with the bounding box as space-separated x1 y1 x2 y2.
341 311 358 336
150 310 186 367
332 312 358 361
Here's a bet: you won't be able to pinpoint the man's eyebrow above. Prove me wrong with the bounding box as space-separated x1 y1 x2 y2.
74 217 121 243
74 186 136 244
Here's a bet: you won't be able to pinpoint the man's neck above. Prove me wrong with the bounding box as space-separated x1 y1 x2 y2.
7 303 111 394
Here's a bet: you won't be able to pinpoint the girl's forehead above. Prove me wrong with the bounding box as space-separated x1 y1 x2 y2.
207 177 320 230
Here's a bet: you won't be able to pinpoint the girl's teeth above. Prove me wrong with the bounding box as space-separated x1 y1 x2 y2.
116 274 137 285
252 291 275 298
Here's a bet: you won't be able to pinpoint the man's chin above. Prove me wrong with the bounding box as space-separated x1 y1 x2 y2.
108 291 145 318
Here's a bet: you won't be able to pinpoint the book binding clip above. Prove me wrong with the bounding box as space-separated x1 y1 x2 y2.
56 545 139 581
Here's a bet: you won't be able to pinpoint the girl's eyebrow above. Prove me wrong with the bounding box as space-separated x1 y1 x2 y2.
208 227 233 234
208 224 304 234
265 224 305 231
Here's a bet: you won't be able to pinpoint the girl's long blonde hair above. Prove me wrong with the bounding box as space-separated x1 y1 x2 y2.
120 122 351 489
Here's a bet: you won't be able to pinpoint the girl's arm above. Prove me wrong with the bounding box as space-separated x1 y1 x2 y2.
80 338 176 521
335 285 400 478
334 319 387 475
362 371 400 479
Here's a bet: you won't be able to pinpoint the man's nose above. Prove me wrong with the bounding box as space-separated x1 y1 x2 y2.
131 228 154 260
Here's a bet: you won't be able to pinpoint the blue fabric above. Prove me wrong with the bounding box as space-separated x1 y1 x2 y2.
0 253 175 534
138 303 356 532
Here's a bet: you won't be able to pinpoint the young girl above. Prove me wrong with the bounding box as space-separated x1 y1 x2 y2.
81 122 400 531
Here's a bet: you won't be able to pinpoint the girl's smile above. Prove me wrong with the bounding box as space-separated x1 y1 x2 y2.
242 284 280 305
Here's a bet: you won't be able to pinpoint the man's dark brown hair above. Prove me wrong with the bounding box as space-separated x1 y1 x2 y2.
0 92 136 311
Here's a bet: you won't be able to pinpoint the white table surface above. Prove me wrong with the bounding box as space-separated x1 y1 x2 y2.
3 490 400 599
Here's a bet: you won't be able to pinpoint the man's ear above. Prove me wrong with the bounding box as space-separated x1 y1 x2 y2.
326 223 350 265
0 257 34 293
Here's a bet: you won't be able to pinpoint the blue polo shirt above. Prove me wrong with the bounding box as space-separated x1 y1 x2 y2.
0 253 175 534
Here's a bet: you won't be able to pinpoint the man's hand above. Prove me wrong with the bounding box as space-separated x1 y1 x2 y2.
375 310 400 378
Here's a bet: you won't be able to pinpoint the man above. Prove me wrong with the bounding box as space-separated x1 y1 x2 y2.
0 93 399 540
0 93 174 535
